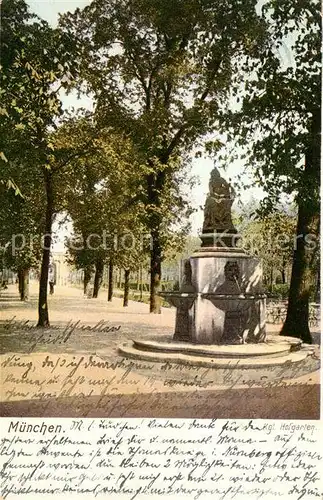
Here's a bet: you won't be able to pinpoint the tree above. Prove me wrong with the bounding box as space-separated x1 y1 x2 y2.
107 260 114 302
60 0 267 312
62 119 148 300
65 235 96 295
55 117 109 299
222 0 320 342
0 168 44 300
113 230 150 306
123 268 131 307
1 0 80 326
240 211 296 291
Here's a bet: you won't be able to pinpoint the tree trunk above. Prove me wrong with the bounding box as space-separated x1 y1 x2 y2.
18 268 29 301
280 208 318 343
281 267 286 285
281 109 320 343
108 260 114 301
139 264 143 301
149 227 162 313
83 266 92 295
93 258 104 298
315 266 320 303
136 269 140 291
123 268 130 307
37 170 53 327
18 269 23 299
147 169 166 314
269 267 274 293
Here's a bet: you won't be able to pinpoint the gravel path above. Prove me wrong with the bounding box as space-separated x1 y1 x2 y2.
0 283 320 419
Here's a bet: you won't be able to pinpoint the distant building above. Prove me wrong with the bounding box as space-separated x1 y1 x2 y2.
50 252 72 286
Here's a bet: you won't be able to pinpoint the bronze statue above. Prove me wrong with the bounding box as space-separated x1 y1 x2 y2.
202 167 236 233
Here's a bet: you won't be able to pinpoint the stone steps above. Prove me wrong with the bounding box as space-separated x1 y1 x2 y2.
119 335 316 370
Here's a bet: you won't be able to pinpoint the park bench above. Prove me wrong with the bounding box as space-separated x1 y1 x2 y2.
309 303 320 327
266 301 320 326
266 301 287 324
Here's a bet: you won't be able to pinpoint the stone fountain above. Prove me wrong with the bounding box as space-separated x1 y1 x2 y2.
159 167 266 346
119 167 314 369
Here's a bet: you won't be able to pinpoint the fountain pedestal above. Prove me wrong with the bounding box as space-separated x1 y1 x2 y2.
123 243 313 369
160 246 266 345
119 168 315 373
162 293 197 342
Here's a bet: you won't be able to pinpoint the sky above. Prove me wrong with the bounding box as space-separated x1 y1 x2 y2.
27 0 265 249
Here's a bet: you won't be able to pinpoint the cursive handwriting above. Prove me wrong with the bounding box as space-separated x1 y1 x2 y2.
1 317 122 333
0 418 321 500
0 318 122 353
0 351 320 420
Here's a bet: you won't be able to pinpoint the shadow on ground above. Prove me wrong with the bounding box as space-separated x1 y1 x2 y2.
1 383 319 419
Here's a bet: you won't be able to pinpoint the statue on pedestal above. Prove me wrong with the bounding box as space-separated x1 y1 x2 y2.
202 167 236 234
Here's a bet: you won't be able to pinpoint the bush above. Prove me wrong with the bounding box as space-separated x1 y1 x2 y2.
266 283 319 302
265 284 289 300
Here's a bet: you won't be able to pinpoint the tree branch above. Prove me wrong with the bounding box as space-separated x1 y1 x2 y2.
52 144 94 173
199 58 222 101
163 125 187 161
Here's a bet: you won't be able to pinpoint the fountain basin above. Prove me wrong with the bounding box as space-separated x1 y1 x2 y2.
159 291 197 342
200 292 266 344
201 293 267 312
159 291 197 310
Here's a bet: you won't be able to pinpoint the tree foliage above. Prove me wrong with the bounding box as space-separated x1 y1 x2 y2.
224 0 320 208
61 118 149 297
220 0 321 341
241 211 296 289
0 0 78 172
1 0 82 325
60 0 267 311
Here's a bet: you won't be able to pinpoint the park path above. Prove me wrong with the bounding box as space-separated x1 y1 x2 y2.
1 282 320 335
0 282 175 328
1 282 320 339
0 283 320 419
0 282 176 356
0 281 320 356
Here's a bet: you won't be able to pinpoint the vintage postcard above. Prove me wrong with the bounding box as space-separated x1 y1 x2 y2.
0 0 321 498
